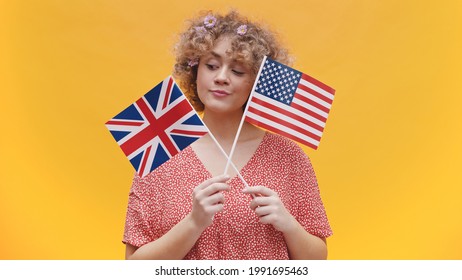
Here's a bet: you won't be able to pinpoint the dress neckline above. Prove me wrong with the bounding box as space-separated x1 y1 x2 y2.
188 132 269 182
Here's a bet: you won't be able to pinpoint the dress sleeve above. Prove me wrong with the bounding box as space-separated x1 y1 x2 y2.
290 147 333 238
122 173 163 247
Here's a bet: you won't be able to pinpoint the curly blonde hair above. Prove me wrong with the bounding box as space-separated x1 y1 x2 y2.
173 10 292 111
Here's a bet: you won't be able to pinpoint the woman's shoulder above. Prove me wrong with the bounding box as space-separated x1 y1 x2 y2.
255 132 311 166
262 132 305 153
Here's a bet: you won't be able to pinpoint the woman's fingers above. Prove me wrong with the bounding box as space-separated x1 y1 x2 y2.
242 185 276 197
194 175 230 199
243 185 296 232
201 191 225 207
197 174 230 191
254 205 273 217
204 203 225 215
249 196 276 210
190 175 231 228
202 182 230 197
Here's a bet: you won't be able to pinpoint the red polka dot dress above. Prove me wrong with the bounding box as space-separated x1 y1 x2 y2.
123 132 332 259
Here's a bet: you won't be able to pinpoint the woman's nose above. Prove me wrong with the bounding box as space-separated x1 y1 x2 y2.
214 68 230 85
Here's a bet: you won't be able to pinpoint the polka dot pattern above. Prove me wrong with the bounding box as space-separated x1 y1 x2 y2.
123 132 332 259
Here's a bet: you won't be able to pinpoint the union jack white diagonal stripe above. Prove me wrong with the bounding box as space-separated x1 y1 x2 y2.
106 76 208 177
245 58 335 150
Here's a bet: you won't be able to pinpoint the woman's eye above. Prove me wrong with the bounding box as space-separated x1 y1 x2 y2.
206 64 218 70
232 70 245 75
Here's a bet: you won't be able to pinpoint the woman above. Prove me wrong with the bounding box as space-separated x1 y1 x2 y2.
123 10 332 260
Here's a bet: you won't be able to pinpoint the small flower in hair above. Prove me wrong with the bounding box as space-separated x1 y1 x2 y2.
236 24 248 35
194 26 207 34
204 15 217 28
188 59 199 67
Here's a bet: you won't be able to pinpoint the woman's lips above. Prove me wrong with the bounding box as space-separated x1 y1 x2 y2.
211 90 230 97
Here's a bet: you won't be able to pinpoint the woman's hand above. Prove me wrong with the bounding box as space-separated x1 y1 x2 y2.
190 174 230 230
243 186 297 233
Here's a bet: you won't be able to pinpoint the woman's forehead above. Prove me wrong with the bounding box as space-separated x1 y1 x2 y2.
210 36 233 54
197 35 256 70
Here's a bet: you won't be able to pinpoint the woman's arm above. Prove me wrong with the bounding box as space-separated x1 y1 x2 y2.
281 219 328 260
243 186 328 260
126 175 230 260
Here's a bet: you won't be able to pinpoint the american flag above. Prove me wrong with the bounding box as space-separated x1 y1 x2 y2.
245 58 335 150
105 76 208 177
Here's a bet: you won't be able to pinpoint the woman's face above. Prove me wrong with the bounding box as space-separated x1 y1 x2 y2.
196 37 255 116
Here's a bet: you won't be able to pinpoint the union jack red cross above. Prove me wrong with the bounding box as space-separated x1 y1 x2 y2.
106 76 208 177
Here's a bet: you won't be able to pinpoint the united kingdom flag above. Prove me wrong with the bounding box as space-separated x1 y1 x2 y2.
105 76 208 177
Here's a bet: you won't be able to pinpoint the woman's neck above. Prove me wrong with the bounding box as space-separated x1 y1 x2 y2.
202 110 242 143
201 109 262 147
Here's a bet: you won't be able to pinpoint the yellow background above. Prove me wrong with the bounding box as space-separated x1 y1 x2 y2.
1 0 461 259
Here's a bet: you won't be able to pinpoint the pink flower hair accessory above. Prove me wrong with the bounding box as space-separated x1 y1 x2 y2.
236 24 247 35
204 15 217 28
188 59 199 67
194 26 207 34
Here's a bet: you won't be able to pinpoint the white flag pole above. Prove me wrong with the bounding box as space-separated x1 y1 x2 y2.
223 56 268 175
202 123 256 199
204 126 250 188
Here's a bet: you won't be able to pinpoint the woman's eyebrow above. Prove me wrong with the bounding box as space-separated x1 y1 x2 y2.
210 51 222 58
